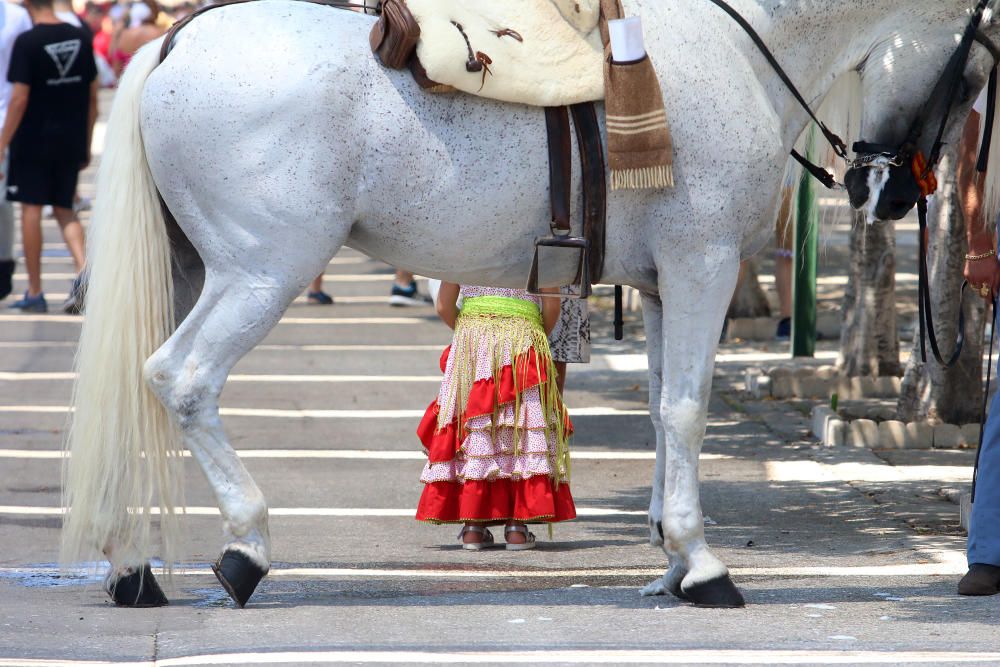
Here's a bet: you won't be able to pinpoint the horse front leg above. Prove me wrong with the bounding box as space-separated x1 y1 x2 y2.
638 292 693 601
640 292 666 547
642 252 745 608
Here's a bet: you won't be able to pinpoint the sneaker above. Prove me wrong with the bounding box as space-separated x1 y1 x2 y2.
9 291 47 313
62 274 86 315
389 280 433 307
775 317 791 341
0 258 14 301
306 290 334 305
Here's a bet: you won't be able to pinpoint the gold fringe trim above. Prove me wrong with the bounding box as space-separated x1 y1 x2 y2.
439 301 570 485
610 164 674 190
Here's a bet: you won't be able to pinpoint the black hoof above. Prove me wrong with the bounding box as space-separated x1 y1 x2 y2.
958 563 1000 596
106 564 169 607
681 574 746 608
667 577 691 602
212 549 268 608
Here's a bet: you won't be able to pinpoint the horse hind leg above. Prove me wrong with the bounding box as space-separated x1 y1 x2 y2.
143 269 309 607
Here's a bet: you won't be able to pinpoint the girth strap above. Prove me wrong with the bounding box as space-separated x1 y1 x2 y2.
570 102 608 282
544 104 609 285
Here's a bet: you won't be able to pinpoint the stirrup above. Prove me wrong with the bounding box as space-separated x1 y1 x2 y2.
526 229 591 299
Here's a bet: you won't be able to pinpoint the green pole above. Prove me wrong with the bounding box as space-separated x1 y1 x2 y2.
792 125 818 357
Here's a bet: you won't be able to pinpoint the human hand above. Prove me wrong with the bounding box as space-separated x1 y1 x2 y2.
964 250 1000 300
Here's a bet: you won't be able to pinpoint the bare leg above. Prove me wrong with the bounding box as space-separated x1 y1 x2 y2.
395 269 414 287
20 204 43 296
52 206 86 273
554 361 567 394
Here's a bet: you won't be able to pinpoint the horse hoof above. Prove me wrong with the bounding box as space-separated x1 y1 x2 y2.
681 574 745 608
105 564 169 607
212 549 268 608
667 577 691 602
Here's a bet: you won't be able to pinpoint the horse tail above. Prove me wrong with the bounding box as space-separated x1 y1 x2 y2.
981 92 1000 230
62 39 184 570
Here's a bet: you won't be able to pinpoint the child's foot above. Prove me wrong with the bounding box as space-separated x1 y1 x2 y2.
458 524 494 551
504 522 536 551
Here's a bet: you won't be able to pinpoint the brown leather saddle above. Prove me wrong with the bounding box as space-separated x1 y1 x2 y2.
372 0 607 298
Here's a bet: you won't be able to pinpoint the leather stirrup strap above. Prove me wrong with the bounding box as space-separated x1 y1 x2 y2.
570 102 607 283
545 107 573 234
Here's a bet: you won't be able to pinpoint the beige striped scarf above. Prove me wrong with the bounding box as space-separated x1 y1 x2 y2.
600 0 674 190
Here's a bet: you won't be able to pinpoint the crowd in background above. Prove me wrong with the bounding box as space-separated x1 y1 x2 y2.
74 0 198 88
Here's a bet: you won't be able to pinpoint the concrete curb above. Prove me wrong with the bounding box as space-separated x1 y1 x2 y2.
746 366 901 400
809 404 981 450
725 312 841 342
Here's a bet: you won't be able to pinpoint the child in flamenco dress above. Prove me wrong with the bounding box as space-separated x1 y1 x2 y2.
416 284 576 550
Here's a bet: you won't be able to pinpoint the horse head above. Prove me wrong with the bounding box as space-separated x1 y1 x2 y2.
843 0 1000 222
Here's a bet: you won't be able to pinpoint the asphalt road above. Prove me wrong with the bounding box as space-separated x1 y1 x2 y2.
1 238 999 666
0 93 998 667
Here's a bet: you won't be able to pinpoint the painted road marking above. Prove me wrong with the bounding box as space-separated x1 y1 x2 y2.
29 294 400 304
0 505 646 518
0 342 444 351
17 272 401 282
3 651 1000 666
0 315 427 325
0 561 971 579
33 255 370 267
0 372 442 383
0 448 700 461
0 406 649 418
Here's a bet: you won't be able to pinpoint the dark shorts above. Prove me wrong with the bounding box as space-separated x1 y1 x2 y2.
7 158 79 209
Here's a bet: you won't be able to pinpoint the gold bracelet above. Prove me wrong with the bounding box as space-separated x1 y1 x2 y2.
965 249 997 261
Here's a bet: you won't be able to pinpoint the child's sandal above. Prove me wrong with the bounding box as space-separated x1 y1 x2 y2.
458 525 495 551
504 525 537 551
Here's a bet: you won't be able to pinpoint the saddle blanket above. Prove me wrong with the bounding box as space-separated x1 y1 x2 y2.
407 0 605 106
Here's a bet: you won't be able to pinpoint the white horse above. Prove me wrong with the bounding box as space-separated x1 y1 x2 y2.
63 0 1000 608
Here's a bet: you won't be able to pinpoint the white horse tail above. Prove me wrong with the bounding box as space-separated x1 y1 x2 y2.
62 39 184 570
980 94 1000 230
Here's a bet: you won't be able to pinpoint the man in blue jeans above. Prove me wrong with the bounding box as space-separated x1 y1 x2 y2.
960 93 1000 596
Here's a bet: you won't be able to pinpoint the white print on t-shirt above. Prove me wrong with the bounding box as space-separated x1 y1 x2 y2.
44 39 82 85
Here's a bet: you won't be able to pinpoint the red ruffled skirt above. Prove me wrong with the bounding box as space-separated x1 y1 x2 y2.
416 338 576 524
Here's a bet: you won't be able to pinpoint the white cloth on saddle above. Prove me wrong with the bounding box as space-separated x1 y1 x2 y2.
407 0 605 107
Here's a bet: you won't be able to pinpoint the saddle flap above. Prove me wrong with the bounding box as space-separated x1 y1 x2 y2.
370 0 421 70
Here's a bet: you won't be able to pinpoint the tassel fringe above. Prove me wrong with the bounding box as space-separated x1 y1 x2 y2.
439 298 570 486
610 165 675 191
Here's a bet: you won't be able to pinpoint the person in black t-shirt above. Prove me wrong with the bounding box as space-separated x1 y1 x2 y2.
0 0 97 314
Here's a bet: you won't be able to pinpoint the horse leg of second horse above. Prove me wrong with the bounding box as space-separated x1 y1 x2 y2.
145 276 300 607
653 254 745 608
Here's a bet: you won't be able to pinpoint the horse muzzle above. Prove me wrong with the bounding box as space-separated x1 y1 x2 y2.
844 161 922 222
